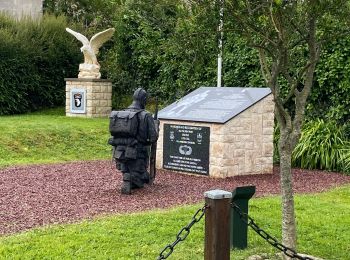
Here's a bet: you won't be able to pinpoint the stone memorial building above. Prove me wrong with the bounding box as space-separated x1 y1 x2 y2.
0 0 43 20
157 87 274 178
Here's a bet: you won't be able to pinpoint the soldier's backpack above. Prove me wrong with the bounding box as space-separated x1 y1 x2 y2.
109 110 142 138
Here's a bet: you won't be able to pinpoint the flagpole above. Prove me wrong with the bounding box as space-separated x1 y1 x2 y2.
217 0 224 87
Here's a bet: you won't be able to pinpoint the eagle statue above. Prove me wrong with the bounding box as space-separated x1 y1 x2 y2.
66 27 115 79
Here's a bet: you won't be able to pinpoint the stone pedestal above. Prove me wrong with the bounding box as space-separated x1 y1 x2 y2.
65 78 112 118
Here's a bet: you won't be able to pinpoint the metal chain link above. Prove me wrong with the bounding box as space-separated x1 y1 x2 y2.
157 204 207 260
231 203 314 260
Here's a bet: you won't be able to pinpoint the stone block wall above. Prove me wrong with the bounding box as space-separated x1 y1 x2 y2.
0 0 42 19
157 94 274 178
65 78 112 118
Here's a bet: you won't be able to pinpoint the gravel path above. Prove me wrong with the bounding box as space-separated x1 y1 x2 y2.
1 160 349 235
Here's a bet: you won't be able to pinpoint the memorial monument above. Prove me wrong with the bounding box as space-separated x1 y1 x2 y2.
157 87 274 178
65 28 115 117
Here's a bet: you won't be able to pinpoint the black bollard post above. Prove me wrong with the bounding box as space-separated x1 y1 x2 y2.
231 186 256 249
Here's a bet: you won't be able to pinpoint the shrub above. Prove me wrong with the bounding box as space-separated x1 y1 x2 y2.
0 14 80 115
308 36 350 124
0 28 37 114
103 0 219 108
292 119 350 174
44 0 114 29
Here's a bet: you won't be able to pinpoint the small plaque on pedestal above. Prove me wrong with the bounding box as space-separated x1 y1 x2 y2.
70 89 86 114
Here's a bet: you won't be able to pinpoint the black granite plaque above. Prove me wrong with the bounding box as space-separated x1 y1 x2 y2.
163 124 210 175
158 87 271 123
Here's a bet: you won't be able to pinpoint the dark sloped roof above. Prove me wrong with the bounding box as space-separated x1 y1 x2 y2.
158 87 271 124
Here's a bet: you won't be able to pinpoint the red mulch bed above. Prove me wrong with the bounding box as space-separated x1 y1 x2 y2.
0 160 349 235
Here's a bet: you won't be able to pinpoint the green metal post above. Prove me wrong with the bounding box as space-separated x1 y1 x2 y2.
230 186 256 249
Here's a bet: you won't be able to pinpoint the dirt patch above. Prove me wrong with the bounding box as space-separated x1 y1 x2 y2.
0 160 349 235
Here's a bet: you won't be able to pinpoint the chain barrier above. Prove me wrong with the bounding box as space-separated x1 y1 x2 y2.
231 203 313 260
157 204 207 260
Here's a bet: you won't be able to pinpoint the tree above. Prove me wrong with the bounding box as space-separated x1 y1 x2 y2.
102 0 220 107
227 0 350 256
43 0 115 28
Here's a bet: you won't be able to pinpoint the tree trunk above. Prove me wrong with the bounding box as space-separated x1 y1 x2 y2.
279 130 296 258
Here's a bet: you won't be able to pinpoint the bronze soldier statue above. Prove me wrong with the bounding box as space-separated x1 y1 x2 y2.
108 88 159 194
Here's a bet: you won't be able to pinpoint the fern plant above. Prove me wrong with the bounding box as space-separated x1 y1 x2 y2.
292 119 350 174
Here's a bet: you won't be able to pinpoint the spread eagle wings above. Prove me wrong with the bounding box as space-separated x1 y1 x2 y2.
90 28 115 55
65 28 90 46
65 27 115 56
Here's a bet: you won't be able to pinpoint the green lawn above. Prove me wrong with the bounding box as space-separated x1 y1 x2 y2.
0 185 349 260
1 109 349 259
0 108 111 168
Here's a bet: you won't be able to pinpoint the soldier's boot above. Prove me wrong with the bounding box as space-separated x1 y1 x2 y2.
142 171 150 184
121 173 131 195
131 172 145 189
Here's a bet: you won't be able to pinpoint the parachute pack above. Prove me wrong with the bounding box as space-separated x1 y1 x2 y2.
109 110 142 138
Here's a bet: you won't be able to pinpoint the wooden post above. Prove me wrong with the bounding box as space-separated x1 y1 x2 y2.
204 190 232 260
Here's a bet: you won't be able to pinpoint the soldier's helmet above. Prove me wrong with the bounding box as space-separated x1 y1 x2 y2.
133 88 148 109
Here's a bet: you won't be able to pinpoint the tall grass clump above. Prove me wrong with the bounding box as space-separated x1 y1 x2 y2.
0 14 81 115
292 119 350 174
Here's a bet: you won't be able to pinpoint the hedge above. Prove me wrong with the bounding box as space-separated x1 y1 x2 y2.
0 14 80 115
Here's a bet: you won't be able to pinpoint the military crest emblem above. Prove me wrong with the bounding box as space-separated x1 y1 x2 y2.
74 93 82 107
70 89 86 114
